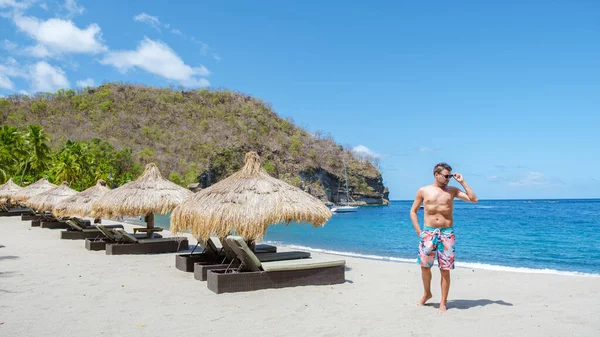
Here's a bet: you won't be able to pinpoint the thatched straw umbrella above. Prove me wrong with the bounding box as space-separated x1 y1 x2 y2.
10 178 58 205
53 179 110 219
170 152 332 242
0 178 23 202
26 181 78 211
91 163 193 230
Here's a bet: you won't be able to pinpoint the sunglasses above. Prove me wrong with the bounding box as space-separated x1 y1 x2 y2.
439 174 453 179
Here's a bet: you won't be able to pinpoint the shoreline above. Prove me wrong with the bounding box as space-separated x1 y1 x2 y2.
2 215 599 336
263 241 600 278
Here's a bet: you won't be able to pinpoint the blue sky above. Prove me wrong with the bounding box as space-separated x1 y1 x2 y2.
1 1 599 200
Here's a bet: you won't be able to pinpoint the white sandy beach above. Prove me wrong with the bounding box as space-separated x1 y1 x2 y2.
1 215 599 337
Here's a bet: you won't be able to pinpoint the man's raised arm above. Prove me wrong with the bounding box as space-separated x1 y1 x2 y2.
452 173 478 203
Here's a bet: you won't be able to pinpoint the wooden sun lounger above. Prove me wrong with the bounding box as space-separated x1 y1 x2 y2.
175 237 228 272
84 225 163 251
175 237 278 273
104 229 189 255
25 211 59 227
40 220 70 229
20 210 40 221
206 236 345 294
0 206 33 217
193 238 311 281
60 219 125 240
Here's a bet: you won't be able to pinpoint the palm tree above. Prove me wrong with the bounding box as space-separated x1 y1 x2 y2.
0 125 26 182
21 125 51 182
53 142 82 185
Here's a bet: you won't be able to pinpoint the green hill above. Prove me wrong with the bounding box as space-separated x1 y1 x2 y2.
0 83 389 205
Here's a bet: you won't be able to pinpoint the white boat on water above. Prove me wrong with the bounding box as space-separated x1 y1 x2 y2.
331 205 358 213
331 158 358 213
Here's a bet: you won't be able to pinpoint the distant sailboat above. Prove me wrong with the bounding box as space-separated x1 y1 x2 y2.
331 157 358 213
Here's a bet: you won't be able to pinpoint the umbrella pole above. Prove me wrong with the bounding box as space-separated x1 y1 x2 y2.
145 213 155 228
145 213 154 238
246 239 256 252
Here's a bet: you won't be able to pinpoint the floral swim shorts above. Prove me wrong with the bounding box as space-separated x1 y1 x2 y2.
417 226 455 270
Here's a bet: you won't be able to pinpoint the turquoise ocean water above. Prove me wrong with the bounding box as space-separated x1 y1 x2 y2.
147 199 600 276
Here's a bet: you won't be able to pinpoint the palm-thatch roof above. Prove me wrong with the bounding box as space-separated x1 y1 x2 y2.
0 178 23 199
53 179 110 218
170 151 332 241
91 163 193 222
10 178 58 204
26 181 78 211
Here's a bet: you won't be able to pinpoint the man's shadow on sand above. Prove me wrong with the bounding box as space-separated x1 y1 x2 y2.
425 299 513 310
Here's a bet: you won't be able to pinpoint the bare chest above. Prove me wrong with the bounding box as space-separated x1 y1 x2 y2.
423 189 454 207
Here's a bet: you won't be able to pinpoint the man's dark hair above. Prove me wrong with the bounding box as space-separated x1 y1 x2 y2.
433 162 452 176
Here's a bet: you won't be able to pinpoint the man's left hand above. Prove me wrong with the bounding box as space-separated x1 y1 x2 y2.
453 173 465 183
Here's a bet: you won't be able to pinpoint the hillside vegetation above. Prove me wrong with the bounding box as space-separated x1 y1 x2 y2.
0 83 388 204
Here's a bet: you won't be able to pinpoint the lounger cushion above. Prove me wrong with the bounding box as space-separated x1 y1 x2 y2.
66 219 84 231
228 236 263 270
137 238 188 244
256 251 310 262
80 228 102 233
97 225 118 240
206 236 225 256
261 258 345 272
254 243 276 253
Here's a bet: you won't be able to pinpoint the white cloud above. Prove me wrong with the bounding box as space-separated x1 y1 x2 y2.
25 44 51 57
100 37 210 87
352 145 382 159
19 89 29 95
419 146 433 152
29 61 69 92
13 14 107 56
133 12 219 60
1 57 26 77
485 175 509 183
0 57 27 89
199 43 209 56
63 0 83 18
509 171 548 187
133 12 161 31
3 39 17 50
0 58 69 93
0 75 13 90
0 0 35 10
39 2 47 10
76 77 94 88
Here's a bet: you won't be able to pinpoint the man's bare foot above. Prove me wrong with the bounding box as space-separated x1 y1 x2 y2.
438 303 448 313
417 293 432 306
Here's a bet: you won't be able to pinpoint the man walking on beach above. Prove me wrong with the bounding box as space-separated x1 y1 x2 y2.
410 162 478 313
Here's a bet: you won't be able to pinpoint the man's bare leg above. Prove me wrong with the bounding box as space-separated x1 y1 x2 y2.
439 269 450 313
417 266 433 305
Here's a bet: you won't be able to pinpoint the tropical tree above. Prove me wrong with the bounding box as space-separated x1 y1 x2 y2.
52 140 84 187
21 125 51 181
0 126 23 181
2 124 146 189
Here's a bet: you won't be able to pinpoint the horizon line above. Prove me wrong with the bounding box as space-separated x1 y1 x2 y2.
389 197 600 202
